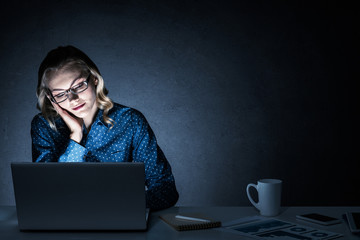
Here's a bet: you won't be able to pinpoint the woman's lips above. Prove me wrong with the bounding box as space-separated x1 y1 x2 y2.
72 103 85 111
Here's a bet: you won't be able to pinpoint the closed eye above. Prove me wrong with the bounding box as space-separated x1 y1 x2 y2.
54 92 66 98
72 82 84 90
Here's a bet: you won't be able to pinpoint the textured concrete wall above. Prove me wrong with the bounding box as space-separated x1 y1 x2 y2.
0 0 358 206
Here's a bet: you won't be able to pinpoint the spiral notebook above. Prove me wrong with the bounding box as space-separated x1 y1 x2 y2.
160 213 221 231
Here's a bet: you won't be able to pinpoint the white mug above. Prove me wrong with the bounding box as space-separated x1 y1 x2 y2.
246 179 282 217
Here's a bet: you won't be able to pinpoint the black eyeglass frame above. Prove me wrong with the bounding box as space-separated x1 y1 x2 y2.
48 74 91 104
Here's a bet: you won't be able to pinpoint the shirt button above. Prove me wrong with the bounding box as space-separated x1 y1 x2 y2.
84 151 92 160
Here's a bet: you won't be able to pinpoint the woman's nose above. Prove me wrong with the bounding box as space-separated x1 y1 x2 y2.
68 92 79 101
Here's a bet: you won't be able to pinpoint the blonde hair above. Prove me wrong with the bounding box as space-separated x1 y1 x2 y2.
37 46 114 130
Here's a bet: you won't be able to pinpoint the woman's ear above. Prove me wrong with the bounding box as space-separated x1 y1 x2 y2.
94 78 98 86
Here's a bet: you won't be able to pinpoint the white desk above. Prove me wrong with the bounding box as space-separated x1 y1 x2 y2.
1 205 359 239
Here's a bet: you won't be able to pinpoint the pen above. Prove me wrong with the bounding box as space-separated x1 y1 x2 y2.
175 215 211 223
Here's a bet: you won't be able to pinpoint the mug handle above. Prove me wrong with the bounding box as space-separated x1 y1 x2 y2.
246 183 259 210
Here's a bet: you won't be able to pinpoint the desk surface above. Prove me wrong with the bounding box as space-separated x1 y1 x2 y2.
1 205 360 240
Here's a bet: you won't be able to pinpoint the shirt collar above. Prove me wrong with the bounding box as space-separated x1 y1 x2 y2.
93 108 111 128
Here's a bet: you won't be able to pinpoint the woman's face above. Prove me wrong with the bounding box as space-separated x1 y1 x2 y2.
47 70 98 120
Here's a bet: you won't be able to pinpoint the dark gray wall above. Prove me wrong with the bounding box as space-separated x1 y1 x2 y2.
0 0 358 206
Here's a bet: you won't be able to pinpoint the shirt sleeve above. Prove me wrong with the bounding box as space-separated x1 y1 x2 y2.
131 111 179 211
58 140 88 162
31 115 89 163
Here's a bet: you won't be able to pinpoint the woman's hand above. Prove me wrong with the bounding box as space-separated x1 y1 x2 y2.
52 102 83 143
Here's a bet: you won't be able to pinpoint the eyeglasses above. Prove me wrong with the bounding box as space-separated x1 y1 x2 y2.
49 75 91 103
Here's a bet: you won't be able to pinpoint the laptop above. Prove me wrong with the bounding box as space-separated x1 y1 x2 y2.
11 162 149 231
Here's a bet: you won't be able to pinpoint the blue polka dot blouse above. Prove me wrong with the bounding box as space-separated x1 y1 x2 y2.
31 103 179 210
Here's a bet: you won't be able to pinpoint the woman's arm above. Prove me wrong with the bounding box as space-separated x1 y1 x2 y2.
31 114 89 162
131 111 179 210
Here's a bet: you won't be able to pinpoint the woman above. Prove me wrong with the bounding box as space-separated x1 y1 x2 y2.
31 45 179 210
